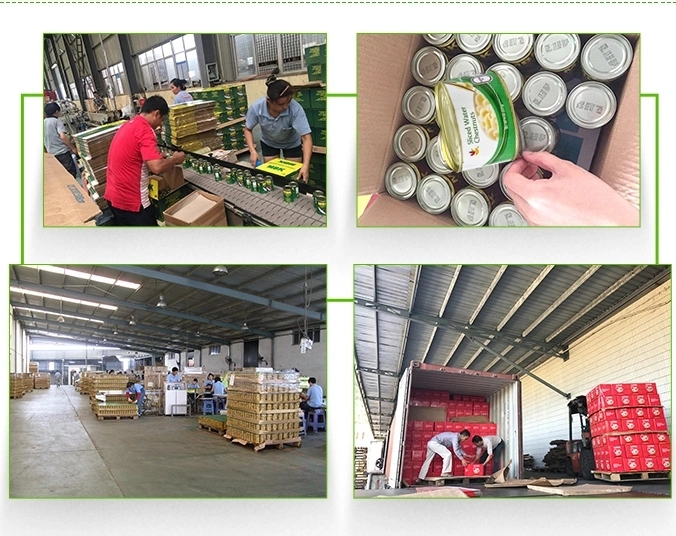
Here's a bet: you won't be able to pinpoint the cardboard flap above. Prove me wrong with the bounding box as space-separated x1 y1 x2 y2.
358 34 422 196
44 154 101 226
358 194 455 227
590 41 640 208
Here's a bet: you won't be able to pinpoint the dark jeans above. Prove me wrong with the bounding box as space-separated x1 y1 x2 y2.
479 440 505 473
54 151 77 178
110 204 158 226
300 401 320 419
260 140 303 158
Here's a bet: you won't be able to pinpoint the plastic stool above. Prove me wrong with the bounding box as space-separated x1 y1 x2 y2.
299 412 307 436
202 398 215 415
307 409 326 432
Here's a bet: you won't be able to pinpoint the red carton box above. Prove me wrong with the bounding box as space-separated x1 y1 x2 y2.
610 458 625 472
423 421 435 431
624 458 641 472
487 423 498 435
465 464 484 476
412 421 423 431
654 432 670 443
659 444 671 457
626 444 641 457
628 383 646 394
639 419 654 431
621 434 636 444
648 394 661 406
613 383 631 395
633 407 648 418
618 394 632 406
434 421 446 431
413 431 424 441
659 457 671 470
649 407 665 418
643 457 658 471
643 444 658 457
653 418 668 431
411 450 425 462
605 435 622 447
623 419 638 432
636 433 653 444
633 394 647 406
644 383 657 394
617 407 632 419
610 444 625 457
446 408 457 419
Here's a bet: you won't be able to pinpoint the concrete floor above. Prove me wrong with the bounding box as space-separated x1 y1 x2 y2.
10 385 326 498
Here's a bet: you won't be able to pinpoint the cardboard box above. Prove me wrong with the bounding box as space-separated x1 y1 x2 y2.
162 190 226 226
307 62 327 83
465 464 484 476
256 158 303 180
148 166 186 200
624 457 641 472
357 34 639 227
626 444 641 457
44 154 101 226
304 44 327 65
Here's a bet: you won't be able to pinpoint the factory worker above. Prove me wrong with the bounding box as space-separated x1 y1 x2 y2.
472 435 505 474
417 430 471 483
125 381 146 416
169 78 194 104
166 367 181 383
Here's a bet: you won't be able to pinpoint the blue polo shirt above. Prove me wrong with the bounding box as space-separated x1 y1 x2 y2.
246 97 311 149
173 91 193 104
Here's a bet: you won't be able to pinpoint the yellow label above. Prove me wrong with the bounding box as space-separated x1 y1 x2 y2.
256 158 303 177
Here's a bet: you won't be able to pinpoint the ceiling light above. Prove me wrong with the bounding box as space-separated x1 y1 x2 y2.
56 316 65 323
10 287 117 310
129 315 136 325
156 294 167 308
113 330 118 335
13 307 105 324
26 266 141 290
241 322 249 331
212 265 229 275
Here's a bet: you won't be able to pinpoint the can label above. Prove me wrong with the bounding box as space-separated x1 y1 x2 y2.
437 74 519 170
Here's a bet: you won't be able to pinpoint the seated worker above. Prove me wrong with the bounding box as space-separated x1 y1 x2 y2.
187 378 200 390
203 373 215 396
417 429 472 483
300 377 323 419
187 378 200 411
125 381 145 417
472 435 505 474
166 367 181 383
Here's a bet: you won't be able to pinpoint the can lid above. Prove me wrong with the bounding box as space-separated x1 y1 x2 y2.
445 54 484 79
534 34 581 71
451 188 490 226
493 34 534 63
422 34 455 47
411 46 448 86
456 34 493 54
385 162 418 200
416 174 453 214
489 203 528 227
462 164 500 189
498 164 513 201
488 62 524 102
402 85 436 125
566 81 617 129
393 124 429 162
519 116 559 153
522 71 568 117
426 136 454 175
581 34 633 82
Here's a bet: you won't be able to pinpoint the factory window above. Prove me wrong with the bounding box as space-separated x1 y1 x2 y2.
232 34 326 80
100 62 125 97
137 34 201 91
209 345 221 355
84 76 95 99
292 328 321 346
69 83 79 101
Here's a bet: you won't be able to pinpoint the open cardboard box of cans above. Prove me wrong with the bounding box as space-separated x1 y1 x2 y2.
357 34 639 227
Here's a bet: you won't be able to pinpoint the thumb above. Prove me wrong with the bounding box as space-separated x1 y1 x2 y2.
521 150 571 175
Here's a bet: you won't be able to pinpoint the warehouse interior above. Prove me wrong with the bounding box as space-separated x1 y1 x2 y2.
43 33 327 227
353 265 671 498
9 264 327 498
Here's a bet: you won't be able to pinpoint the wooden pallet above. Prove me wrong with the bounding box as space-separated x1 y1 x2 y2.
592 470 671 482
198 423 227 436
34 386 50 389
9 395 24 399
421 475 492 487
224 433 302 452
95 414 139 421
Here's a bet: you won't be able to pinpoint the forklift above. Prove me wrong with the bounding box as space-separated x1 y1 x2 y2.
565 395 596 480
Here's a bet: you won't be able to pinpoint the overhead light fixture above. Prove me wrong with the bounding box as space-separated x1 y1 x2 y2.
10 287 117 310
156 294 167 308
113 330 118 335
129 315 136 326
241 322 249 331
26 266 141 290
56 316 65 323
212 265 229 275
13 307 105 324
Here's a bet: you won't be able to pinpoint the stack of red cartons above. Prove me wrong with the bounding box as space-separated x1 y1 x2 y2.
400 389 498 482
588 382 671 474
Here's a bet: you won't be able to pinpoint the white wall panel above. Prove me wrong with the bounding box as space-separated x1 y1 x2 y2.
521 280 671 467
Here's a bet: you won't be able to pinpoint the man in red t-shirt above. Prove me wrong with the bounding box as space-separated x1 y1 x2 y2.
105 96 185 226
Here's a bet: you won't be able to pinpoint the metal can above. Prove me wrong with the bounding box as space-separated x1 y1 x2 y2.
487 62 525 102
580 34 634 83
401 85 437 125
489 202 528 227
450 187 492 227
393 123 430 163
288 181 299 199
499 162 544 200
205 161 214 174
264 175 274 192
492 34 535 67
385 161 420 200
182 155 192 169
416 174 454 215
250 177 258 192
566 81 617 129
411 46 448 87
456 34 493 58
313 189 325 207
522 71 568 117
283 185 294 203
445 54 484 80
519 116 560 153
235 170 244 186
243 174 251 189
425 136 454 175
213 165 223 182
462 164 500 189
422 34 457 50
534 34 581 73
315 194 327 216
434 73 521 172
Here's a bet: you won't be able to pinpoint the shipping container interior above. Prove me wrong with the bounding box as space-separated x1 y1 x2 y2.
385 363 522 487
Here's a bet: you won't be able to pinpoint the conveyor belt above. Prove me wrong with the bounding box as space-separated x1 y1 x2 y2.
184 169 326 227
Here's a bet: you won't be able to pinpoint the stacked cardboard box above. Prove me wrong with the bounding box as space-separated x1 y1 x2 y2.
162 100 222 152
305 44 327 84
90 374 134 393
162 190 227 226
21 373 34 393
588 382 671 473
402 388 497 482
9 374 24 398
34 373 51 389
29 362 39 374
191 83 248 124
226 369 302 446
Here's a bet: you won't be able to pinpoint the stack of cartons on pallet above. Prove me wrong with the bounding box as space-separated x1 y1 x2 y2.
588 382 671 475
143 366 169 413
20 373 34 393
191 84 248 151
29 362 39 374
34 373 51 389
10 374 24 398
162 100 222 152
226 369 302 450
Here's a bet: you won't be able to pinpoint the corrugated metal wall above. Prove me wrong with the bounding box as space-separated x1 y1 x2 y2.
488 381 522 478
521 280 671 466
92 34 122 68
128 34 181 55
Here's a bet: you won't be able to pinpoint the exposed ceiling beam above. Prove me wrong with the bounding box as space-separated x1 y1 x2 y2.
421 266 461 363
108 266 326 321
25 330 164 356
10 279 274 338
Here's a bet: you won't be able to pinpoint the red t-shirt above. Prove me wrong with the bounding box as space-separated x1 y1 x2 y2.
104 115 163 212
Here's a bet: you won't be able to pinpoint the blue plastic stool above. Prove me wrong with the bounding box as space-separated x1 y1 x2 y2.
299 412 307 436
307 409 326 432
202 398 215 415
